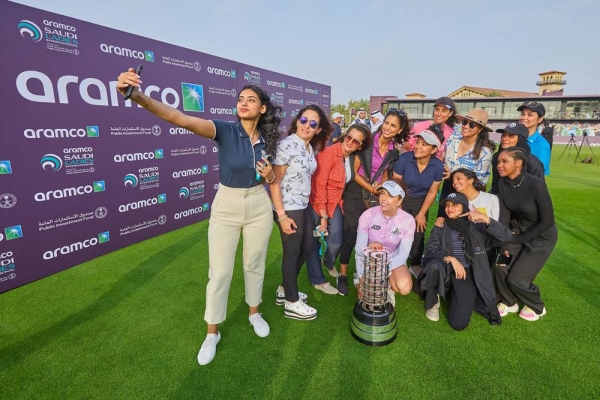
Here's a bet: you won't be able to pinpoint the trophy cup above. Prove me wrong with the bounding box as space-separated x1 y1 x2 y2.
350 248 397 346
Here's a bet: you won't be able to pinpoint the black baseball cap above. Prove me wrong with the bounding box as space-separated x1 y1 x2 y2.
517 101 546 116
496 122 529 138
435 97 456 111
440 192 469 213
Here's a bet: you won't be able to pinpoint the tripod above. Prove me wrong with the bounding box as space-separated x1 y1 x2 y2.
574 133 599 165
558 134 577 163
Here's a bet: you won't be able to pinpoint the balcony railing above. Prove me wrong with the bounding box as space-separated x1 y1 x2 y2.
536 79 567 85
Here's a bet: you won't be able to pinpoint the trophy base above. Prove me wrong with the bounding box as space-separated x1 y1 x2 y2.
350 301 397 346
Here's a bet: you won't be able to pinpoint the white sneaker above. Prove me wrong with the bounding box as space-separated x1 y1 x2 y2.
327 265 339 278
197 332 221 365
249 313 270 337
497 302 519 317
519 306 547 321
275 286 308 306
426 296 440 322
284 300 317 321
314 282 339 295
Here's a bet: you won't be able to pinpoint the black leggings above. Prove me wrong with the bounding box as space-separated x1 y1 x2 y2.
402 195 427 266
340 182 366 265
424 259 477 331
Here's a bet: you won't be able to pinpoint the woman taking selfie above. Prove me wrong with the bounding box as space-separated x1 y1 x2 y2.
117 68 281 365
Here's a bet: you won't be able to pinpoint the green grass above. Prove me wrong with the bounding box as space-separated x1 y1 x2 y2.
1 146 599 399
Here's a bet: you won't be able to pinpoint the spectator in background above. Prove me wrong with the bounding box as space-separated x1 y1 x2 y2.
404 97 458 160
370 110 385 133
354 107 372 129
518 101 552 175
328 112 344 145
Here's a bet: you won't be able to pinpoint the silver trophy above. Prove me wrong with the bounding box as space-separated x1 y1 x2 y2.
350 248 397 346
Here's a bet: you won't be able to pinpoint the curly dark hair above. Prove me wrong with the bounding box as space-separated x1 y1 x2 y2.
383 109 411 145
239 84 282 158
287 104 332 152
450 168 486 192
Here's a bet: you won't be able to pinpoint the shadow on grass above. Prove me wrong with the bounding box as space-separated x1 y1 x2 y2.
551 174 600 189
554 215 600 249
0 231 201 373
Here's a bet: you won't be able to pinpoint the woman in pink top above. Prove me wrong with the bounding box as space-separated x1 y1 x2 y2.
355 179 416 306
404 97 458 160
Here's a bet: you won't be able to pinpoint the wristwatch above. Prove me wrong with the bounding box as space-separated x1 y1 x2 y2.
320 215 329 220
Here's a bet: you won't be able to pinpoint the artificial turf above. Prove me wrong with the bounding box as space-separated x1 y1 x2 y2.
1 146 599 399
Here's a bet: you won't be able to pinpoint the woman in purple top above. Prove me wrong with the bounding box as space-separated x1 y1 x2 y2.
355 179 415 306
338 109 410 296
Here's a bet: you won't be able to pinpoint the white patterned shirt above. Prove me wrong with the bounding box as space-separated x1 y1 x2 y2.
274 134 317 210
444 133 494 184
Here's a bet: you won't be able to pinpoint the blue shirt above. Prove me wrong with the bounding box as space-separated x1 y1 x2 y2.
213 120 266 188
527 130 551 176
393 151 444 197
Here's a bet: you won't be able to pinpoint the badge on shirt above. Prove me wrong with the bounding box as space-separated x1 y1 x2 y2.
371 225 381 230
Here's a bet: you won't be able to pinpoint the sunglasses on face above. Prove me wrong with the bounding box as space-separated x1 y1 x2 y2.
344 134 362 146
462 120 479 129
299 116 319 129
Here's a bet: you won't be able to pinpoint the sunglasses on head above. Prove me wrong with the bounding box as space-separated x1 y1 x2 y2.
299 116 319 129
388 108 407 118
344 134 362 146
461 120 479 129
521 101 539 108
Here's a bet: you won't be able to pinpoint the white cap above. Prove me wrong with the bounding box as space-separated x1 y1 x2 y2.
332 112 343 119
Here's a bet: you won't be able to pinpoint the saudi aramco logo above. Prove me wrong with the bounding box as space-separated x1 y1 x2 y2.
41 154 63 171
181 83 204 112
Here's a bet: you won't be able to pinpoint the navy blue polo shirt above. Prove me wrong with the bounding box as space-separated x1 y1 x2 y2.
213 120 266 188
393 151 444 197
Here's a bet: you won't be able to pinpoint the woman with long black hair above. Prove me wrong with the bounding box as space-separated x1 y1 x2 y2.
337 109 410 295
117 68 281 365
495 147 558 322
270 105 331 321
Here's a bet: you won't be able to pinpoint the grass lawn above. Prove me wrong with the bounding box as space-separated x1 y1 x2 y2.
1 146 599 399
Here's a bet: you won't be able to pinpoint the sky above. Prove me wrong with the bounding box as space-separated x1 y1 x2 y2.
10 0 600 105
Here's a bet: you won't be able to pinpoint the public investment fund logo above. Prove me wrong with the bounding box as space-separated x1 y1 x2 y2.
18 20 42 42
181 83 204 112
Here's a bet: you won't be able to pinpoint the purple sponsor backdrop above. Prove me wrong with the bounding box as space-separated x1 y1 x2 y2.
0 2 330 293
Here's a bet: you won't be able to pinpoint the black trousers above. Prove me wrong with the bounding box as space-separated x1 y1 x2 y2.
276 208 315 302
340 182 367 265
424 259 477 331
402 195 427 266
494 225 558 314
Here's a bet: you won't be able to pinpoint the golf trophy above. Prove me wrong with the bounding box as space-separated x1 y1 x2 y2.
350 248 397 346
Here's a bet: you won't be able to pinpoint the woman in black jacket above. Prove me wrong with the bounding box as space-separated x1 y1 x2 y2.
490 123 544 195
336 109 410 295
419 193 512 330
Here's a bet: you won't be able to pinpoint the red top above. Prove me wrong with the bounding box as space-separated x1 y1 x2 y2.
310 143 346 217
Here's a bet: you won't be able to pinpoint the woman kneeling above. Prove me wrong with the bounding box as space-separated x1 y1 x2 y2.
419 193 512 330
354 179 415 307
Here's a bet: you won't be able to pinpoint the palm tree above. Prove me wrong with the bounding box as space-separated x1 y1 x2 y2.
484 91 503 97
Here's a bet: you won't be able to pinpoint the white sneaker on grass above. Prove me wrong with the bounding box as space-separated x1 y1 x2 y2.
249 313 270 337
197 332 221 365
497 302 519 317
426 295 440 322
284 300 317 321
519 306 547 321
275 286 308 306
